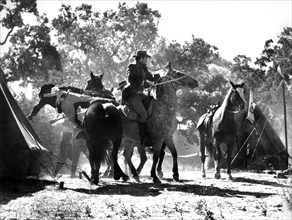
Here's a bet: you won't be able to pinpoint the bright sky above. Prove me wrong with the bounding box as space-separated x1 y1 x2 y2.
1 0 291 62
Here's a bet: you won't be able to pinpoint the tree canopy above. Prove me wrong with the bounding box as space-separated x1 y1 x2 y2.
0 1 291 146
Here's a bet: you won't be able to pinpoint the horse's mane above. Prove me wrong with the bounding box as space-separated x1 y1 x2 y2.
220 88 232 111
59 86 83 94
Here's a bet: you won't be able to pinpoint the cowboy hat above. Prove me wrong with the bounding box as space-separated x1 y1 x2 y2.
133 50 151 58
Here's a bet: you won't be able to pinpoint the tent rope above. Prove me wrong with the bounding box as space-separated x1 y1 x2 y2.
42 149 91 183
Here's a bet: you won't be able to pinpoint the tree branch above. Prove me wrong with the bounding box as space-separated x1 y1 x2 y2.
0 26 14 46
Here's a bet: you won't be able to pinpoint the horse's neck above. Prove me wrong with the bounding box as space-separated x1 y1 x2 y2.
156 80 178 109
221 89 233 111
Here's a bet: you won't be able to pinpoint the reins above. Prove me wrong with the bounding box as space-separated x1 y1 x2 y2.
153 75 188 86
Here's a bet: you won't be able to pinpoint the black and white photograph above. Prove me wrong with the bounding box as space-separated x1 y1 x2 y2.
0 0 291 219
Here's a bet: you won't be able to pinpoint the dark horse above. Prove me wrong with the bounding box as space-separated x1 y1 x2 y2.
197 81 246 180
28 74 127 184
53 72 113 178
82 102 129 184
87 63 198 183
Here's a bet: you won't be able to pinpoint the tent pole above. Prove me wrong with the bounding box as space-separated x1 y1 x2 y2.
282 81 288 168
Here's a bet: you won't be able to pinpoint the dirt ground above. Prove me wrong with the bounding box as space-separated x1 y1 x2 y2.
0 161 291 220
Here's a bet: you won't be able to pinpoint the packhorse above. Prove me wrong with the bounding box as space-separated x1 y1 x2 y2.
28 73 127 184
87 62 198 183
197 81 247 180
54 72 109 178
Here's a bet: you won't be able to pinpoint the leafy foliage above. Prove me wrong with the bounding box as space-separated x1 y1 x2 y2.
1 2 291 150
51 2 161 89
0 0 38 45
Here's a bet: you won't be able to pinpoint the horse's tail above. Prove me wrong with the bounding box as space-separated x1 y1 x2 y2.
84 102 111 164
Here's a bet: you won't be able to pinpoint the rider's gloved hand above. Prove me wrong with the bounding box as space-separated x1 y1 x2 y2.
148 81 155 88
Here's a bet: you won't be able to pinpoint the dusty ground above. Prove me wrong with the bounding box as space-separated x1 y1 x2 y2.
0 164 291 220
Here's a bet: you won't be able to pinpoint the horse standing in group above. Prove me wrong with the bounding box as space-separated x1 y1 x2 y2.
88 63 198 183
28 73 128 184
54 72 109 178
197 81 247 180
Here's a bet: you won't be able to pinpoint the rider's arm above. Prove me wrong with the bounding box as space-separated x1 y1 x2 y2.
144 66 160 82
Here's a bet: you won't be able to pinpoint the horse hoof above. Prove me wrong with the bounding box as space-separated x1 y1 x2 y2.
92 179 99 185
133 176 140 183
153 178 161 184
173 175 180 182
114 174 121 180
123 175 130 182
202 173 206 178
215 173 221 179
228 175 233 180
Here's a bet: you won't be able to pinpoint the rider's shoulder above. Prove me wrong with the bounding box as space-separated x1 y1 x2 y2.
128 63 139 72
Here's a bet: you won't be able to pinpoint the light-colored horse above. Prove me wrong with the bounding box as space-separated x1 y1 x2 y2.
122 62 198 183
197 81 247 180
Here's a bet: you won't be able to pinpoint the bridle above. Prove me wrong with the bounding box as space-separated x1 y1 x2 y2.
225 88 246 113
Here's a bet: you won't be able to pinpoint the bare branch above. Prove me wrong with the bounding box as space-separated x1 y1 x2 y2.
0 26 14 45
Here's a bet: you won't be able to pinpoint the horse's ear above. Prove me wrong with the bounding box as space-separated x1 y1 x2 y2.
90 71 94 78
165 62 172 69
229 80 235 88
100 72 104 79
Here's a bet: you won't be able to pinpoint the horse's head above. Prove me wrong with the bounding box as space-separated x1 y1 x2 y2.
39 84 55 98
85 71 105 92
228 80 247 110
165 62 198 90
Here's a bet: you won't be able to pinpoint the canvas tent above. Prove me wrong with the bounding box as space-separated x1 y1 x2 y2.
235 105 289 170
0 71 47 179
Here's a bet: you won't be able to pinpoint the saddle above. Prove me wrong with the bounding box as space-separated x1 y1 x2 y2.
120 95 154 122
118 96 154 147
197 104 220 138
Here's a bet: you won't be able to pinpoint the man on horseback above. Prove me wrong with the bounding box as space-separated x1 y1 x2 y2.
122 51 160 145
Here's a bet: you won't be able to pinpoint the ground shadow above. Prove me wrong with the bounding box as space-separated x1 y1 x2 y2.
70 180 275 198
233 177 291 188
0 178 57 205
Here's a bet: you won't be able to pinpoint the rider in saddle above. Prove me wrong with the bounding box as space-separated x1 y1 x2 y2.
122 50 160 145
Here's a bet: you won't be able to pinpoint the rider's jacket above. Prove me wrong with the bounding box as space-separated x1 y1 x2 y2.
123 62 159 101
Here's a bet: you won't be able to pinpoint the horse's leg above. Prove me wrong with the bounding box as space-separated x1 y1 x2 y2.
54 138 69 176
70 139 82 178
123 140 139 181
214 139 222 179
112 140 129 182
86 139 96 182
150 139 164 184
157 142 166 178
199 132 206 178
92 153 100 185
165 138 179 182
88 149 96 182
119 140 130 176
137 143 147 175
226 141 234 180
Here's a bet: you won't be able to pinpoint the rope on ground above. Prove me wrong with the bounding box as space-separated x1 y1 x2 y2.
164 152 198 158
